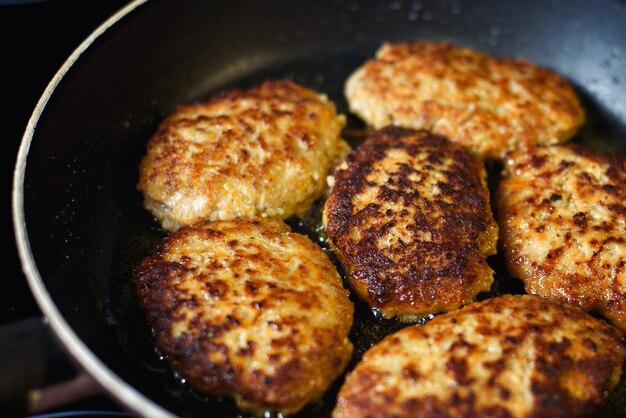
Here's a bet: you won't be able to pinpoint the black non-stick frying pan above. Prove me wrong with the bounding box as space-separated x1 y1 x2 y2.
10 0 626 417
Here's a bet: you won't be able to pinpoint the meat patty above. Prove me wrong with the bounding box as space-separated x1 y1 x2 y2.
495 144 626 331
345 40 585 160
323 126 498 321
333 294 626 418
138 79 350 231
133 218 354 416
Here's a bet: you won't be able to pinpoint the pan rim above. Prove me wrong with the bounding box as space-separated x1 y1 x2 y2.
11 0 175 416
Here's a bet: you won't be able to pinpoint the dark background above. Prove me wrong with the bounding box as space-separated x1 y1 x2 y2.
2 0 131 415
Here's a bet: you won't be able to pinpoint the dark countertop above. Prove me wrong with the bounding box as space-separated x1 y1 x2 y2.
2 1 133 415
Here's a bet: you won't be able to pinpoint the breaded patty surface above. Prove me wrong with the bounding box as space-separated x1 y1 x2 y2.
138 80 349 231
345 40 585 160
323 126 498 320
133 218 354 416
496 144 626 331
333 294 626 418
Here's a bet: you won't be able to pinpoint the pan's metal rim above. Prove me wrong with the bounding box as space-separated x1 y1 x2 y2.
11 0 175 417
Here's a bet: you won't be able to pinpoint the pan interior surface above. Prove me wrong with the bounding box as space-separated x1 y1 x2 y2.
16 0 626 416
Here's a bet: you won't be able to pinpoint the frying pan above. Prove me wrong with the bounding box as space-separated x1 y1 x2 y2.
10 0 626 416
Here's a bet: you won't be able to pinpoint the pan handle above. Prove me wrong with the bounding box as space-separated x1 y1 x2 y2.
0 316 102 416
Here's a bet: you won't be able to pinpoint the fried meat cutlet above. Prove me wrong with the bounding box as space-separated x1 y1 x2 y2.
138 80 350 231
333 294 626 418
495 144 626 331
345 40 585 160
133 218 354 416
323 126 498 320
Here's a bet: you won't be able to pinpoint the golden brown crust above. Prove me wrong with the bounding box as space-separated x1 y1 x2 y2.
495 144 626 331
323 126 498 320
333 294 626 418
138 79 349 231
133 218 354 416
345 40 585 160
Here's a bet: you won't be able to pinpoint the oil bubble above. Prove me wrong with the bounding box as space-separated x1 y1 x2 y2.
372 307 384 320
